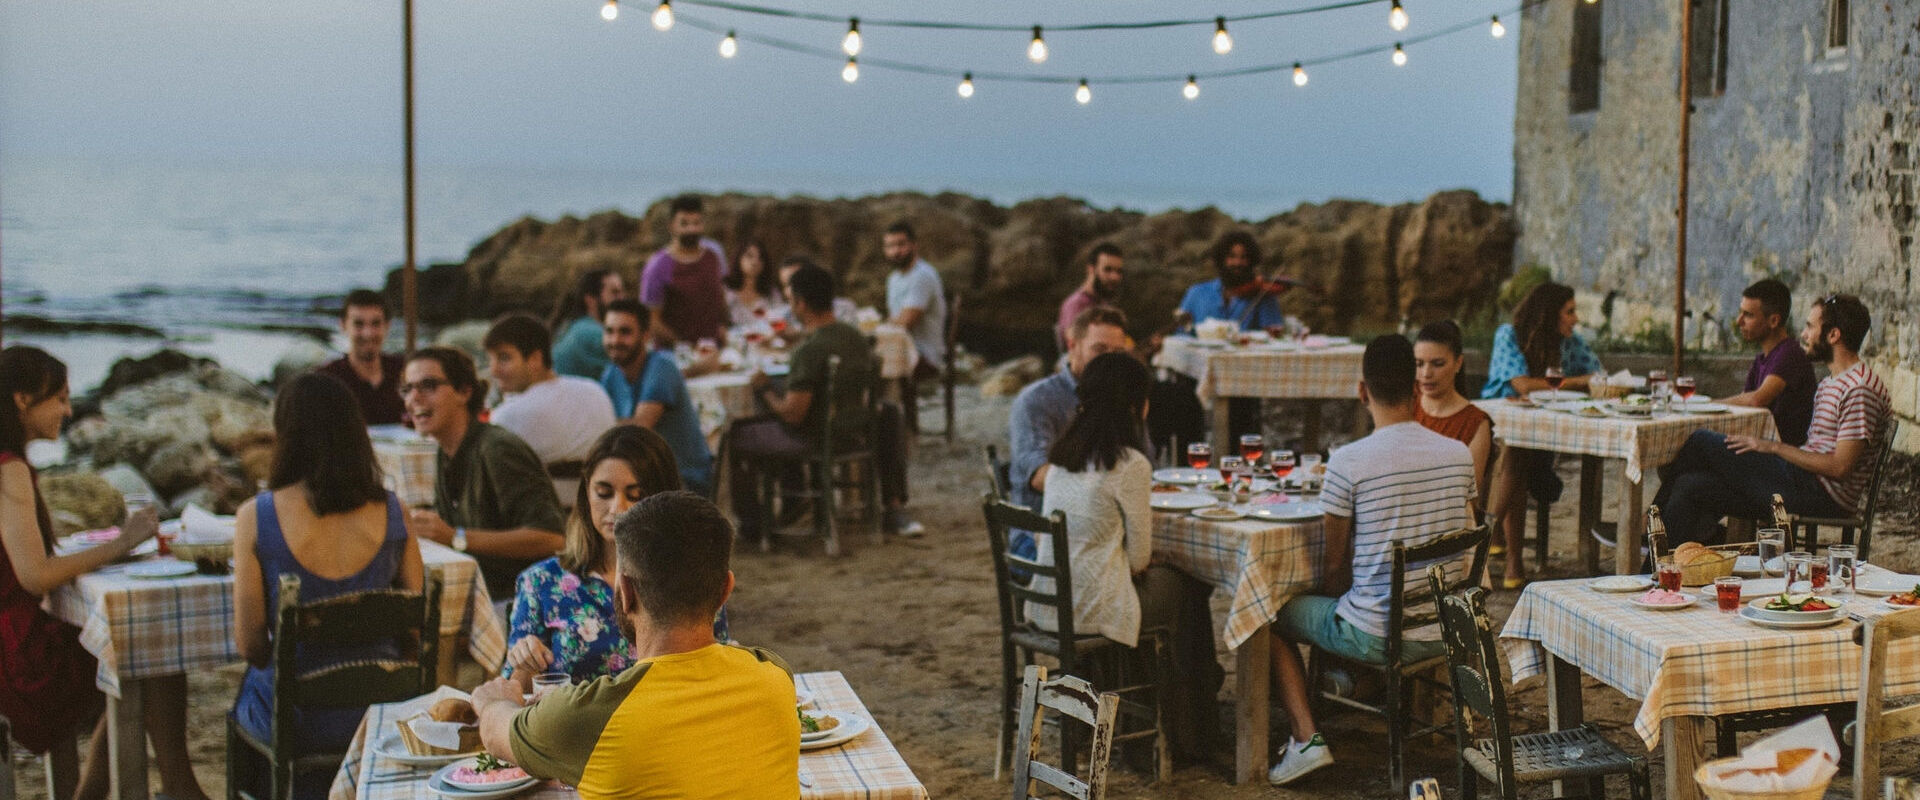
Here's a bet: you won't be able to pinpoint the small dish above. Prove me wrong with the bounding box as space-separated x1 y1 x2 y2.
1246 501 1323 522
1589 575 1652 593
1677 402 1731 414
1150 492 1217 511
795 688 816 709
1737 606 1848 630
374 734 476 768
1151 468 1212 485
431 760 536 797
1528 390 1589 403
799 711 871 750
125 560 199 580
1746 596 1846 623
1630 592 1699 610
1190 506 1247 522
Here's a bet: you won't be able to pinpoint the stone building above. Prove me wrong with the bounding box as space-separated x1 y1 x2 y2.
1511 0 1919 444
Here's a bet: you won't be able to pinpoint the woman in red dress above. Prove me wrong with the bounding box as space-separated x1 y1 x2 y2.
1412 321 1494 514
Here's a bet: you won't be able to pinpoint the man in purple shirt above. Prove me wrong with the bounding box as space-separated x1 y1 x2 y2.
640 194 729 347
1054 243 1124 351
1723 279 1815 445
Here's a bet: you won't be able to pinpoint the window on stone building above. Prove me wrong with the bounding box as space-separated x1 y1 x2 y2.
1569 0 1603 113
1688 0 1729 97
1826 0 1849 51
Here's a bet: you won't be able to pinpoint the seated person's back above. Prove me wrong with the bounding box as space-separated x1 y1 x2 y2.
788 319 874 445
1323 421 1476 642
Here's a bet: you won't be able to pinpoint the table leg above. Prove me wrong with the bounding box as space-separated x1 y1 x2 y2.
1211 400 1233 453
1234 623 1272 785
1663 716 1710 800
1546 654 1596 797
1579 456 1603 575
1301 403 1323 456
1614 467 1645 575
108 679 149 800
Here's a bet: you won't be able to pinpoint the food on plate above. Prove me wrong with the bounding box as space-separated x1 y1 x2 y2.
1885 585 1920 606
799 709 840 735
1639 588 1691 605
1621 393 1651 406
429 698 478 725
1727 747 1823 777
1150 484 1182 494
450 753 528 784
1764 593 1837 612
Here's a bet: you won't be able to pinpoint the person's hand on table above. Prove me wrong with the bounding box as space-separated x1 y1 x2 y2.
471 677 526 712
407 508 455 546
506 636 554 683
1724 434 1776 456
116 505 159 549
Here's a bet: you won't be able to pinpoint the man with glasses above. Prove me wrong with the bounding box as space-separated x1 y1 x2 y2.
1055 243 1125 351
1655 293 1890 545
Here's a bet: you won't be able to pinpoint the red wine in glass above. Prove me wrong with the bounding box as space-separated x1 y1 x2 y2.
1217 456 1245 484
1543 367 1565 392
1186 442 1212 470
1238 434 1264 466
1271 450 1296 479
1675 376 1697 402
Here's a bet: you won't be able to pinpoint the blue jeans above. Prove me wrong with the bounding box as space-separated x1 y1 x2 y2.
1275 595 1445 665
1652 430 1846 546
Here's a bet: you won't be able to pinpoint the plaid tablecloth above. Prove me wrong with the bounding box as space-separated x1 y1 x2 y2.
870 324 918 380
1151 510 1326 649
1474 400 1778 483
1499 578 1920 748
1156 337 1365 408
44 540 506 696
373 436 439 510
330 671 926 800
685 370 757 439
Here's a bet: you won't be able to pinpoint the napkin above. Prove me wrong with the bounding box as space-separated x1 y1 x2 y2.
397 686 476 750
1699 715 1839 794
180 504 236 544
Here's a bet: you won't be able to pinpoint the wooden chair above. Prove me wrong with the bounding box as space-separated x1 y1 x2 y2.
1786 421 1899 562
1 716 10 800
983 444 1013 502
227 572 443 800
982 497 1168 783
1307 524 1489 794
1426 565 1651 799
2 710 87 800
759 355 882 557
941 293 962 441
1009 665 1119 800
1853 607 1920 800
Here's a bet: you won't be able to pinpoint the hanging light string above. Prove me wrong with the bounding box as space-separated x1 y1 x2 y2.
661 0 1392 33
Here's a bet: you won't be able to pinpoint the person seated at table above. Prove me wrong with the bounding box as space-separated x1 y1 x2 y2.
1480 281 1603 586
231 372 426 800
484 313 618 504
881 220 949 383
471 492 799 799
1654 293 1890 546
724 239 787 328
1721 279 1816 446
1030 351 1223 763
776 255 858 341
1413 320 1493 507
401 347 566 602
502 425 730 692
641 194 730 347
599 299 715 496
1009 306 1132 560
549 268 627 380
1055 243 1125 351
1175 230 1291 441
0 346 210 800
315 289 407 426
1266 335 1476 786
729 263 917 537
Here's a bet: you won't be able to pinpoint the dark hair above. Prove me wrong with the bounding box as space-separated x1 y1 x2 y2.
1361 334 1417 407
482 313 553 368
1511 281 1576 376
550 268 616 330
1048 352 1151 473
1742 279 1793 327
1414 320 1468 396
668 194 704 217
722 240 778 295
787 264 836 313
1816 293 1871 352
602 298 651 331
1067 306 1129 343
780 254 818 272
341 289 389 322
884 220 916 241
0 346 67 457
405 346 486 416
270 372 388 516
562 426 683 575
1211 230 1263 271
1087 242 1123 265
615 491 733 625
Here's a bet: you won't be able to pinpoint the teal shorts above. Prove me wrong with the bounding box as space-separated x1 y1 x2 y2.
1275 594 1445 665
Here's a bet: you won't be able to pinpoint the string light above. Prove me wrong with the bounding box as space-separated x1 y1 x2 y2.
1292 62 1308 86
600 0 618 22
1027 26 1049 63
957 72 974 98
842 18 861 56
1183 74 1200 99
1074 79 1091 104
1389 0 1409 31
1211 17 1233 55
651 0 673 30
1489 15 1506 37
842 56 859 82
1392 42 1407 66
719 29 738 57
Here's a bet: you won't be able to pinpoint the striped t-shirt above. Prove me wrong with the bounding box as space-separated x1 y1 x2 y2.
1804 362 1890 512
1322 421 1476 641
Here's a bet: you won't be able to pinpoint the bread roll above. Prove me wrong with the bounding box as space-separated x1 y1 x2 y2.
429 698 478 725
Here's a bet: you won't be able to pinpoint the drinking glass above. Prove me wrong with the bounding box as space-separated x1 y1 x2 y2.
532 672 571 701
1298 453 1323 491
1755 528 1786 574
1271 450 1296 480
1543 366 1565 393
1186 442 1212 471
1784 550 1813 591
1828 544 1857 598
1714 576 1743 613
124 492 162 554
1674 376 1698 403
1238 434 1264 467
1647 369 1670 412
1217 456 1245 485
1656 558 1683 592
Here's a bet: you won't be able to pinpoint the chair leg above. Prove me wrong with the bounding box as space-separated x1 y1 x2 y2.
1387 669 1407 795
1532 499 1550 573
757 469 775 553
1458 754 1477 800
817 463 842 558
1715 715 1738 757
43 731 78 800
996 642 1019 781
943 371 955 443
0 718 14 800
1631 764 1652 800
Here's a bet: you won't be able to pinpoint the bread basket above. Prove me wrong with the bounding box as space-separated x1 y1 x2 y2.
396 714 482 756
170 540 233 564
1694 757 1831 800
1678 547 1739 587
1588 378 1630 400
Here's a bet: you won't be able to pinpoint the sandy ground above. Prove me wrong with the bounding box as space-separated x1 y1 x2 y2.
12 384 1918 800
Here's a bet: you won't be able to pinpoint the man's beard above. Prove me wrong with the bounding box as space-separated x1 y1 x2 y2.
607 345 641 368
1806 336 1833 363
677 233 701 250
1220 266 1255 288
1091 279 1120 300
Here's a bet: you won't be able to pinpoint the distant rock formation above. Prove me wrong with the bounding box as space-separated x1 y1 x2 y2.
388 189 1514 360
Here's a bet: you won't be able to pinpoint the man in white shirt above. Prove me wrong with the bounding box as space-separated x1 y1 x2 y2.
1266 334 1476 786
881 220 948 378
483 314 618 505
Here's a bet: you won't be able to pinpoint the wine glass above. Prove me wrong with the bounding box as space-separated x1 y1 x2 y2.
1217 456 1245 485
1238 434 1264 467
1186 442 1212 472
1543 367 1565 393
1271 449 1296 480
1674 376 1698 404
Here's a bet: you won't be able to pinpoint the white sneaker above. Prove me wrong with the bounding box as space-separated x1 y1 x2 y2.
1267 733 1333 786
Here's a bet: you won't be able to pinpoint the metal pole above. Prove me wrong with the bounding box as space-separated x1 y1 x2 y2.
403 0 419 352
1674 0 1693 377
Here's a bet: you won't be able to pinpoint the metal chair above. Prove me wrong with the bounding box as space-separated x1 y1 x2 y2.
1306 524 1489 794
1786 420 1899 562
759 354 883 557
984 443 1013 502
1009 665 1118 800
1426 565 1651 799
1852 607 1920 800
227 572 443 800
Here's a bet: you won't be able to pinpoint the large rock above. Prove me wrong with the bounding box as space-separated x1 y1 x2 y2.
272 340 335 390
39 472 127 536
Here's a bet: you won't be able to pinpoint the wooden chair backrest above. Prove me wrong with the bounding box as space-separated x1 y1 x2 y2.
269 571 442 757
1010 665 1118 800
1856 606 1920 800
983 444 1013 502
1428 567 1519 793
981 498 1083 669
1386 525 1489 667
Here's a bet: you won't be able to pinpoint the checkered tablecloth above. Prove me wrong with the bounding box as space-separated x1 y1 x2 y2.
870 324 918 380
685 370 757 439
1151 510 1326 649
44 540 506 696
1474 400 1779 483
1499 578 1920 748
1156 337 1365 408
373 436 439 510
330 671 926 800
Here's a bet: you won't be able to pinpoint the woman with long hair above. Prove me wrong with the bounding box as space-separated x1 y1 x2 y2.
1480 282 1604 585
724 240 785 327
501 425 727 690
231 372 424 798
1414 321 1493 505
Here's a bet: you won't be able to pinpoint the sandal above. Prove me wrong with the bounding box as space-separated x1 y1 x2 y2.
1487 543 1507 557
1501 575 1529 590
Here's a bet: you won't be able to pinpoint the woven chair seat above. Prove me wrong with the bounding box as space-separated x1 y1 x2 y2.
1468 725 1641 783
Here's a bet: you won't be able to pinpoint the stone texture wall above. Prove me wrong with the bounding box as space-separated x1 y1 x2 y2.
1513 0 1920 446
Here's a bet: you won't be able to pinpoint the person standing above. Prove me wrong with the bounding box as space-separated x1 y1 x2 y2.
881 220 949 380
316 289 406 425
599 300 716 496
639 195 730 347
1055 243 1125 351
484 314 619 504
550 269 627 380
1722 279 1817 446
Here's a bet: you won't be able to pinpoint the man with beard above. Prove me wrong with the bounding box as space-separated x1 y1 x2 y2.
639 194 729 347
1653 293 1890 545
1177 231 1288 333
600 299 715 496
1721 279 1816 446
1055 243 1125 351
317 289 406 425
550 269 627 380
881 220 948 378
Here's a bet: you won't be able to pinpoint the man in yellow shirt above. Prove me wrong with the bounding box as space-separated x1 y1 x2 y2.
471 492 799 799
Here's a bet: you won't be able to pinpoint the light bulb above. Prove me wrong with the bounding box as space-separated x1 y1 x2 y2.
1074 79 1090 105
842 18 861 56
1183 75 1200 100
842 57 859 83
1028 26 1048 63
1292 63 1308 87
957 72 974 98
1212 17 1233 55
1490 15 1507 38
719 30 737 58
600 0 618 22
1389 0 1409 31
1392 43 1407 66
650 1 672 31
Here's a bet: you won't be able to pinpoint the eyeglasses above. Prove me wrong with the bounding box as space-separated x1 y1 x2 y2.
398 378 447 396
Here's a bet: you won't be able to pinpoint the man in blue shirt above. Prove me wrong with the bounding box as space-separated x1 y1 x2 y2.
599 299 715 495
1009 306 1132 513
1177 231 1288 332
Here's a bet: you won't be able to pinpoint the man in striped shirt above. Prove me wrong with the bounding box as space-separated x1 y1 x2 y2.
1656 293 1890 545
1266 335 1476 786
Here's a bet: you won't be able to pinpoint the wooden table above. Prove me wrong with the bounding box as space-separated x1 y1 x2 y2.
43 541 504 800
1151 506 1327 784
1474 400 1778 575
1155 336 1365 453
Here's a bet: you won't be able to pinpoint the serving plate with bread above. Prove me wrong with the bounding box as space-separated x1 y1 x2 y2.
384 697 484 766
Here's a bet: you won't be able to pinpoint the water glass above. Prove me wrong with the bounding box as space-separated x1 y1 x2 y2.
1647 369 1670 412
1298 453 1323 491
1783 551 1813 592
1714 576 1743 613
532 671 571 700
1755 528 1786 574
1828 544 1858 598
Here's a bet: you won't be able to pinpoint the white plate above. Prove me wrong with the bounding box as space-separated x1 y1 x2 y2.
1746 597 1847 623
1528 390 1588 403
799 710 871 750
1151 468 1212 485
1190 506 1247 521
430 760 537 797
1543 400 1604 417
374 734 477 767
1737 606 1848 630
1602 403 1654 418
1677 402 1730 414
1630 594 1700 610
1732 555 1764 578
1246 501 1323 522
1187 339 1229 348
1589 575 1652 593
1696 578 1786 600
1854 567 1920 596
124 560 199 579
1881 597 1920 611
1150 492 1217 511
795 688 816 709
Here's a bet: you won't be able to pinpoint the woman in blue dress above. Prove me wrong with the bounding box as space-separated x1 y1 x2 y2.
231 372 424 799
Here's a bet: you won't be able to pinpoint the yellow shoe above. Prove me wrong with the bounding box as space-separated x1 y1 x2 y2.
1501 576 1529 590
1487 543 1507 557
